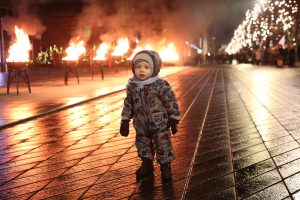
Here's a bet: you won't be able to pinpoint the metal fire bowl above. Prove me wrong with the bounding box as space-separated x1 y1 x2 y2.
92 60 107 65
62 60 78 67
112 56 123 61
7 62 28 70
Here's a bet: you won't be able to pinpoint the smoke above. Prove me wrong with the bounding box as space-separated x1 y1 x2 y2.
71 0 167 44
69 0 253 52
70 0 217 49
2 0 46 39
70 0 105 43
1 0 252 51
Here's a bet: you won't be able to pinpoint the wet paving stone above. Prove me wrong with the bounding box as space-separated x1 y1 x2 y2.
293 190 300 199
283 197 293 200
202 187 236 200
0 179 51 199
279 158 300 178
273 147 300 166
264 135 295 149
284 172 300 193
269 141 300 157
234 150 271 170
233 143 266 160
131 177 186 200
191 159 232 181
198 139 230 153
0 168 66 191
31 176 102 199
235 159 276 182
195 146 231 163
185 174 235 200
243 182 289 200
230 132 261 145
81 174 138 198
259 129 290 141
229 127 258 136
2 65 300 199
231 138 264 153
36 188 88 200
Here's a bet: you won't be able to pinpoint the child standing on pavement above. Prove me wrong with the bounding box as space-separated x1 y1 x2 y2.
120 50 180 181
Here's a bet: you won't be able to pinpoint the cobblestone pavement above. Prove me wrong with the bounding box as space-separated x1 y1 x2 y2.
1 64 300 199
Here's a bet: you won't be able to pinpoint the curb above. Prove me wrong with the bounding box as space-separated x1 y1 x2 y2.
0 87 125 130
0 71 178 130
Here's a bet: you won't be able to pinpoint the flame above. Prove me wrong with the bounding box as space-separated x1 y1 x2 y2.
93 43 109 60
127 46 143 60
6 26 32 62
62 37 180 63
158 43 180 62
127 44 154 60
111 38 129 56
126 43 179 62
62 40 86 60
145 44 153 50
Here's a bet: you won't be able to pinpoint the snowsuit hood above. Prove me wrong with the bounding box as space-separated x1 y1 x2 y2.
132 50 162 77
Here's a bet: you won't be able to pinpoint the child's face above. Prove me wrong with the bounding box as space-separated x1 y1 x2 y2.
134 61 152 80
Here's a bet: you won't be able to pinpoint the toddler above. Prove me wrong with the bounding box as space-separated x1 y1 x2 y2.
120 50 180 181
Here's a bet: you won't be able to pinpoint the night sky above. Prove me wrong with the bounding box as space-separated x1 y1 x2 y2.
206 0 257 46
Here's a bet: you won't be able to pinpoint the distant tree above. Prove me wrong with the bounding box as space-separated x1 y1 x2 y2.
226 0 298 54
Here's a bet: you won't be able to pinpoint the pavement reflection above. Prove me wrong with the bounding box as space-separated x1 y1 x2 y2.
1 64 300 199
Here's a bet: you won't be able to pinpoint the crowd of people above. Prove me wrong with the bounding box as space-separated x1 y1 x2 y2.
215 44 299 67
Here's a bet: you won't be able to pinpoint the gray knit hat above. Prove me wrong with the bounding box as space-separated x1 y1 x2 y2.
133 53 154 73
132 50 162 77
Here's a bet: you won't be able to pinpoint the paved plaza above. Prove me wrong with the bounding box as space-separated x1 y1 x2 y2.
0 64 300 199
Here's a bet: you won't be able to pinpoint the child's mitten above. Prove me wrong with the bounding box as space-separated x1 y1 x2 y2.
120 120 130 136
167 118 179 135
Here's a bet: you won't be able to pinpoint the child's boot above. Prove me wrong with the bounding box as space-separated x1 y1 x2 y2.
135 158 154 177
160 162 172 181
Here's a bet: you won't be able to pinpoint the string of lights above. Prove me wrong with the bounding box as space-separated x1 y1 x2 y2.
226 0 298 55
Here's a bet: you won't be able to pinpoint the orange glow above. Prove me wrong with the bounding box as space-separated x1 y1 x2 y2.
6 104 35 138
127 44 154 60
158 43 180 62
252 72 270 104
126 42 179 62
95 85 125 96
62 40 86 60
65 97 88 128
6 26 32 62
145 44 153 50
127 46 143 60
111 38 129 56
93 43 109 60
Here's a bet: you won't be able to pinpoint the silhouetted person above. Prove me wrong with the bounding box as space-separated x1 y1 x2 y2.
297 44 300 61
254 49 262 65
288 45 295 67
277 45 284 67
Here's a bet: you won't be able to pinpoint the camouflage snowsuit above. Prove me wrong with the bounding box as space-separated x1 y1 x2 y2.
121 79 180 164
121 50 180 164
